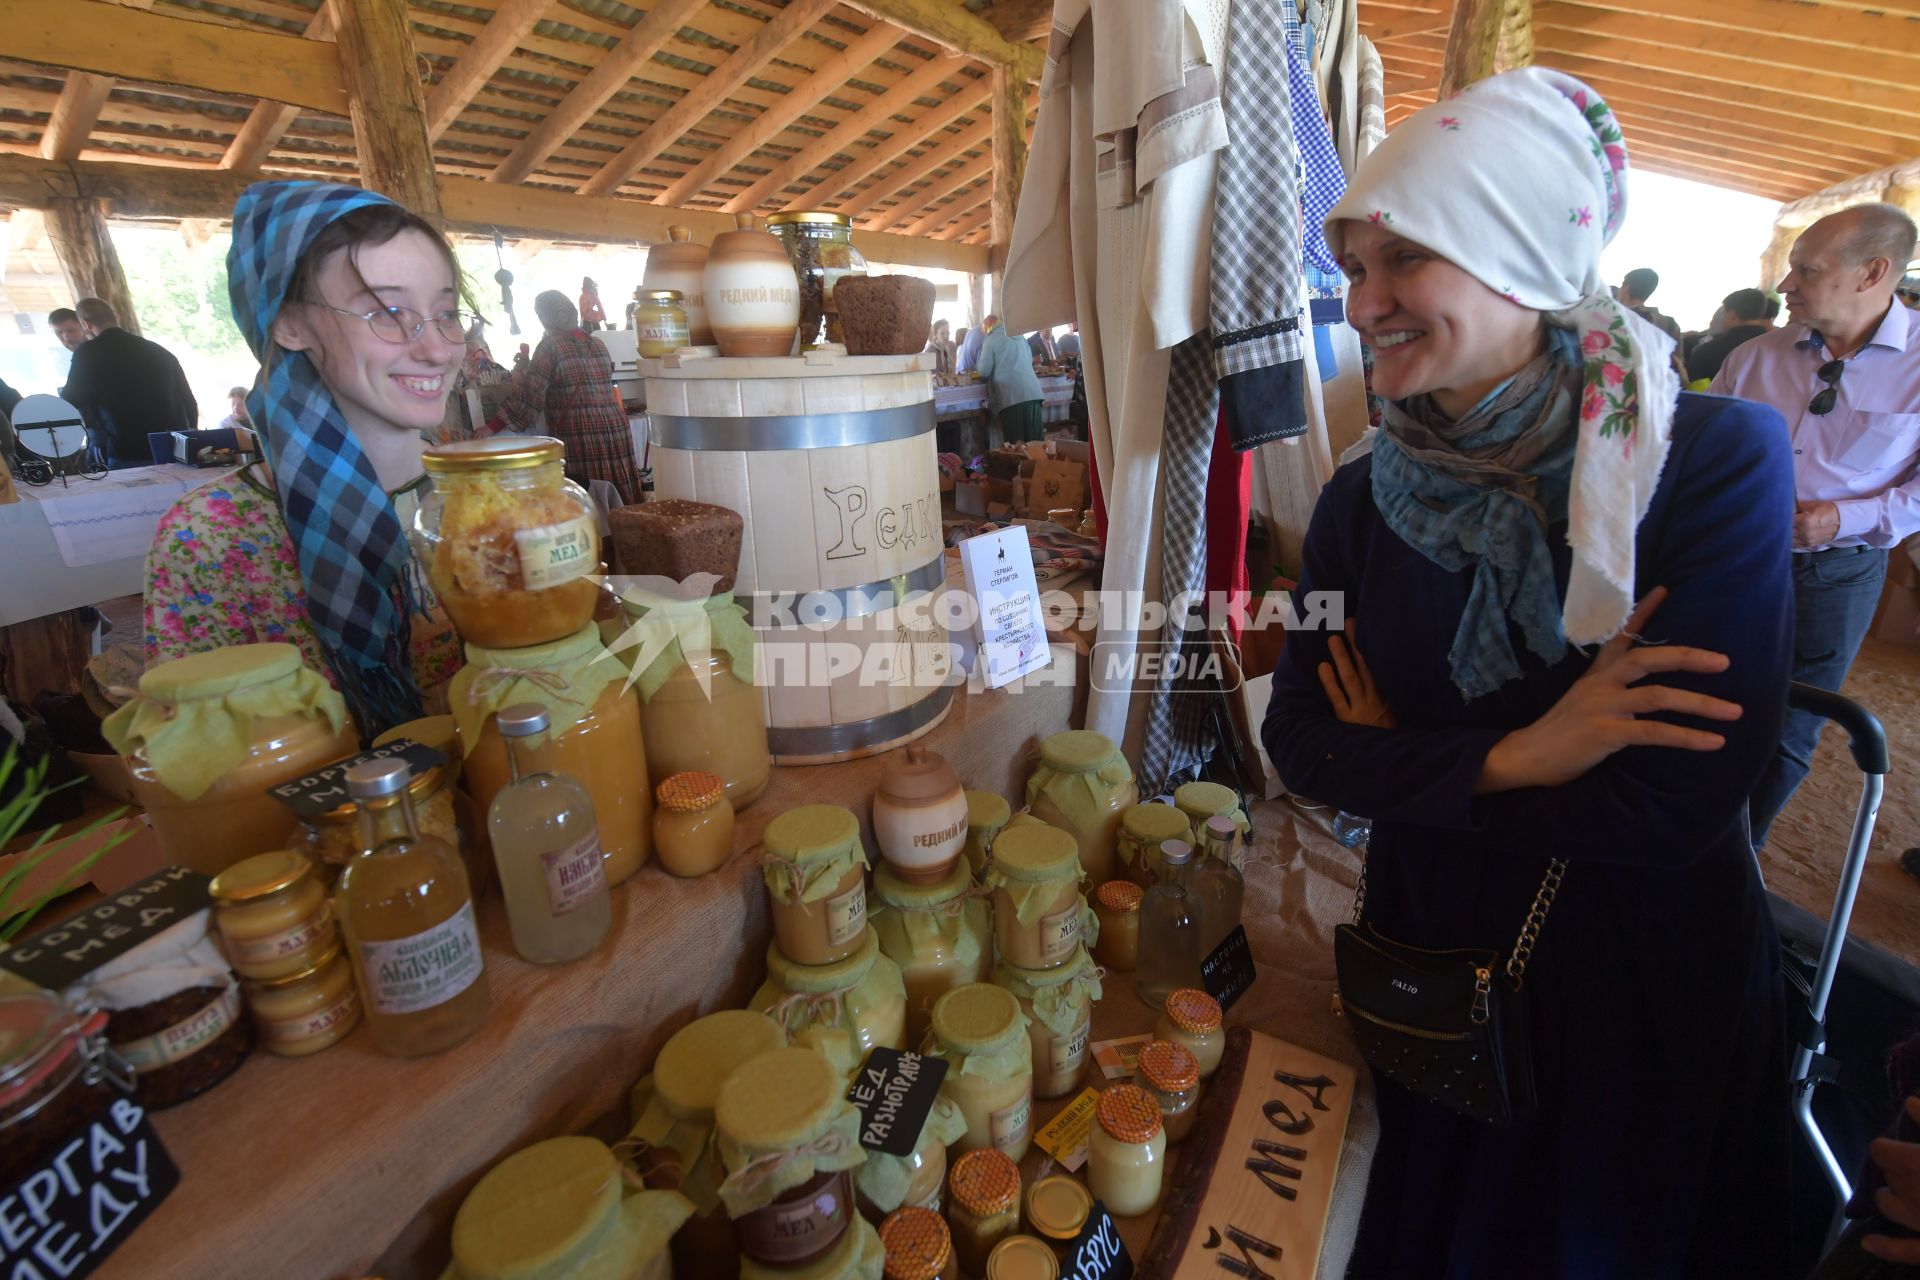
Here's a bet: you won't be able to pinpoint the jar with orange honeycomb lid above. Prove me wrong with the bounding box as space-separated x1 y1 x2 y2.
879 1205 956 1280
946 1147 1021 1276
1133 1039 1201 1143
1088 1085 1165 1216
1154 988 1225 1079
653 771 734 878
1090 880 1142 972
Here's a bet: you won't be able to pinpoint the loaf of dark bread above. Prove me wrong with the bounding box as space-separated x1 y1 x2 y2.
835 274 937 356
608 499 744 593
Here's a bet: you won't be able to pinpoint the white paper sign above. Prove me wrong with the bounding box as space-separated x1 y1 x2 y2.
958 526 1051 688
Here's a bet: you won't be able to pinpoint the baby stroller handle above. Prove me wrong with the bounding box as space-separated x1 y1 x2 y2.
1788 683 1890 775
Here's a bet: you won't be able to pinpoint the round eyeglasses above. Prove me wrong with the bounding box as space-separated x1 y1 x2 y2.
319 304 477 345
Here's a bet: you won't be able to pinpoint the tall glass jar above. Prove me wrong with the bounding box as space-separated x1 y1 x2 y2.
947 1148 1022 1278
622 593 771 811
413 436 602 649
455 624 653 886
765 211 868 349
982 824 1090 971
762 805 871 967
1024 731 1138 885
716 1047 867 1269
926 984 1033 1162
1087 1084 1165 1217
870 860 991 1047
337 759 489 1057
106 643 356 879
750 929 908 1078
992 948 1101 1100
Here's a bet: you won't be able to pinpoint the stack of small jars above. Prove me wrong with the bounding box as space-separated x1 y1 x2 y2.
208 849 361 1058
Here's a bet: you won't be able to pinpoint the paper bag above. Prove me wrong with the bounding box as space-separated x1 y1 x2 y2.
1028 460 1086 516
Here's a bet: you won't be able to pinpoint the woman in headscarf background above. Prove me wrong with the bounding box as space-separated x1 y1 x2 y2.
1262 70 1795 1276
143 182 468 738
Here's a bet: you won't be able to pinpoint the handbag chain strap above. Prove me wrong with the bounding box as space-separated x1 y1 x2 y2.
1348 854 1570 991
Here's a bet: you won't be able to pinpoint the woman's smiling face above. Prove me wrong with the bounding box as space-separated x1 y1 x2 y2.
1337 220 1546 419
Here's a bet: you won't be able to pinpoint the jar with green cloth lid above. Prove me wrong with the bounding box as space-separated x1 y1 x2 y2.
960 791 1012 879
926 984 1034 1161
740 1215 885 1280
1173 781 1250 865
870 860 991 1047
617 588 770 810
452 623 652 885
855 1091 965 1223
444 1135 692 1280
1116 801 1192 889
716 1046 868 1267
992 948 1102 1099
762 804 871 966
106 642 356 878
1024 731 1138 884
628 1009 787 1274
750 929 906 1078
983 824 1095 971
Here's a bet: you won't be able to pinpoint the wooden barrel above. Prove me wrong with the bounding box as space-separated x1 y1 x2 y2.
645 351 955 763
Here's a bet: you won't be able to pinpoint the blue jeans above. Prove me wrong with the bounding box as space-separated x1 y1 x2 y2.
1748 546 1888 846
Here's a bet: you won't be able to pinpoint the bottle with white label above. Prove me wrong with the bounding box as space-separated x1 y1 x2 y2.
1136 840 1203 1010
488 702 611 964
1189 815 1245 957
338 758 490 1057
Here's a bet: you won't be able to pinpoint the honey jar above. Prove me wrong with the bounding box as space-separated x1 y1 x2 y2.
750 929 907 1078
947 1148 1021 1278
763 804 871 966
653 771 735 878
1024 731 1138 885
961 791 1012 879
716 1047 867 1269
1134 1039 1203 1143
241 944 361 1057
983 824 1089 971
880 1204 957 1280
993 948 1101 1100
1156 988 1226 1079
870 860 991 1048
926 985 1033 1162
1116 801 1191 889
635 288 690 357
1091 879 1142 972
1087 1084 1166 1217
208 849 333 981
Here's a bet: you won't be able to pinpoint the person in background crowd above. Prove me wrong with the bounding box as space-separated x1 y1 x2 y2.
1764 292 1783 325
1687 287 1773 384
47 307 86 352
62 297 197 468
1056 323 1082 362
1614 266 1682 339
1712 202 1920 846
974 314 1044 443
0 375 19 422
579 277 606 333
955 321 985 374
484 290 642 505
144 183 469 736
625 285 646 331
1267 67 1793 1277
925 318 955 375
218 386 253 433
1898 274 1920 310
1026 328 1057 365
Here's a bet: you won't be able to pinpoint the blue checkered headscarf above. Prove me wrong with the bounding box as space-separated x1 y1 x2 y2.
228 180 426 740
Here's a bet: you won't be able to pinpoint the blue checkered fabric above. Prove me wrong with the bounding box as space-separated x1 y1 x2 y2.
1285 0 1347 284
228 180 425 739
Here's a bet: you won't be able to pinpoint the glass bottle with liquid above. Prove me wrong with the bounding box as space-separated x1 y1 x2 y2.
488 702 611 964
338 759 489 1057
1188 816 1245 958
1136 840 1202 1009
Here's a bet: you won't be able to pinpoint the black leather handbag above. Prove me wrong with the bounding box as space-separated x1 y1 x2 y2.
1333 858 1566 1127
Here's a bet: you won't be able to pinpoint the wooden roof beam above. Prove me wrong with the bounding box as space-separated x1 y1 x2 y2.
1542 0 1920 66
656 19 911 207
39 0 159 162
899 171 987 236
979 0 1052 44
839 0 1044 81
1440 0 1533 97
424 0 551 141
578 0 835 198
491 0 712 186
835 115 991 218
792 83 991 210
989 64 1024 249
720 53 976 213
221 3 335 172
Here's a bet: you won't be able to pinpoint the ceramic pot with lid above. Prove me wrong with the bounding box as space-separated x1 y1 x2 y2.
642 225 713 345
872 746 969 884
705 214 801 358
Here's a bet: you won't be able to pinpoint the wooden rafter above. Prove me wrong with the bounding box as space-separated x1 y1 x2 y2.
793 83 990 211
655 19 910 207
979 0 1052 44
835 115 991 218
424 0 549 141
988 64 1024 250
1540 0 1920 65
490 0 712 186
900 171 987 236
720 52 976 213
38 0 158 163
577 0 836 198
839 0 1044 81
220 4 335 171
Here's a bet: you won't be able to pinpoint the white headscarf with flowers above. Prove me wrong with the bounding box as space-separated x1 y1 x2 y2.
1326 66 1678 648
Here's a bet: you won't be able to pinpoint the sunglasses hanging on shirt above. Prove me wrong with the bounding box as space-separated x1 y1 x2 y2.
1808 358 1845 416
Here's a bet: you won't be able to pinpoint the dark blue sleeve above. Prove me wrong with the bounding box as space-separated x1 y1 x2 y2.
1260 460 1507 827
1459 396 1795 865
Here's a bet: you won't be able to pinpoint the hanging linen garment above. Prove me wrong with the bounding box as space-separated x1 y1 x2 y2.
1003 0 1229 766
1358 36 1387 158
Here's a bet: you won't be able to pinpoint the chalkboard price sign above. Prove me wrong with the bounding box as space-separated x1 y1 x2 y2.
0 1097 180 1280
1201 924 1257 1013
1064 1200 1135 1280
1 866 210 993
845 1048 948 1157
268 739 445 820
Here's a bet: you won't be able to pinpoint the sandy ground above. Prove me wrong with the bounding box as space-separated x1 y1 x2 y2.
1761 634 1920 968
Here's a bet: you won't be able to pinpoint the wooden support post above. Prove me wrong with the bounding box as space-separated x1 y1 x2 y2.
45 196 139 334
331 0 443 222
989 66 1026 286
1439 0 1534 98
37 0 158 163
1760 221 1798 292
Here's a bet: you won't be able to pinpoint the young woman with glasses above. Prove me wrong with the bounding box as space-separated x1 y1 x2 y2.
144 183 475 736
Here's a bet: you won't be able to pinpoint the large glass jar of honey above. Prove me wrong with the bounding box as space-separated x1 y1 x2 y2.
620 591 770 811
413 436 602 650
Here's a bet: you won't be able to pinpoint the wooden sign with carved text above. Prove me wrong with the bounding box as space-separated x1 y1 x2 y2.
1141 1028 1355 1280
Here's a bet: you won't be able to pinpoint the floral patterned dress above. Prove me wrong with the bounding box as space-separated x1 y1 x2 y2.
143 465 463 707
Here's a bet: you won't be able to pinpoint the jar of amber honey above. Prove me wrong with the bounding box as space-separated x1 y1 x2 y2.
208 850 334 981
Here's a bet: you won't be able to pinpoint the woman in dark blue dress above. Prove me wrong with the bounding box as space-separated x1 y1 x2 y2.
1261 70 1795 1277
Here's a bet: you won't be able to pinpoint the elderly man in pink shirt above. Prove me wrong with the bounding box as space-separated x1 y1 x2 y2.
1713 202 1920 844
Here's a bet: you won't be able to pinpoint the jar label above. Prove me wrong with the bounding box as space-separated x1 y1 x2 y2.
826 881 867 948
226 903 332 969
1051 1020 1091 1078
257 985 361 1045
358 902 484 1016
115 982 241 1072
515 516 594 591
1039 903 1081 963
638 321 689 346
736 1171 849 1265
542 834 608 917
990 1092 1032 1155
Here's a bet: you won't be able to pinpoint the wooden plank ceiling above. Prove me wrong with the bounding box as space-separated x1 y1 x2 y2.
1374 0 1920 204
0 0 1911 250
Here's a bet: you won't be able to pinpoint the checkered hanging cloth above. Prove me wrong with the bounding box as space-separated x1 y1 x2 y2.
227 180 426 740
